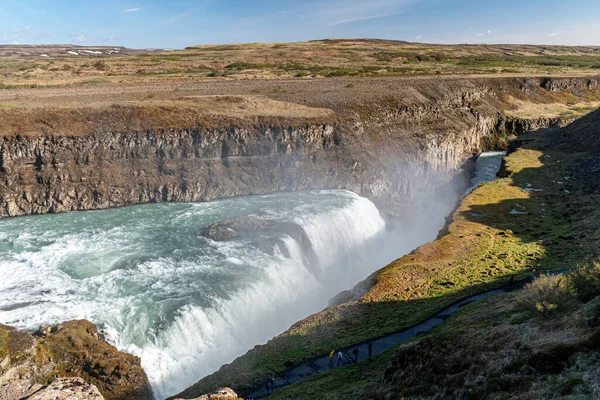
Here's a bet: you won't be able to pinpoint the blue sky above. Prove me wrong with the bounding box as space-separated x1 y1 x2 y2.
1 0 599 49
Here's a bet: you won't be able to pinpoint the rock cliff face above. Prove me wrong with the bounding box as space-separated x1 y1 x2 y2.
0 120 483 218
2 76 594 219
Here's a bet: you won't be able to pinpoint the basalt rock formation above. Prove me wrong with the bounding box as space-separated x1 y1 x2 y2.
1 76 596 219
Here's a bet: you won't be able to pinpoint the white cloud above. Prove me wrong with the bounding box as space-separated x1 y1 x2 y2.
415 35 422 39
237 0 414 31
164 9 195 24
548 33 560 37
316 0 415 28
9 26 52 41
330 14 392 27
476 33 485 37
486 30 492 34
13 26 31 34
123 8 141 13
73 34 87 43
107 34 124 42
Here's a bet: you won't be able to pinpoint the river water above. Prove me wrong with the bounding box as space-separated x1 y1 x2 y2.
0 152 505 398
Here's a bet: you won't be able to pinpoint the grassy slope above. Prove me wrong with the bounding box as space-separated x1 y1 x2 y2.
266 118 600 400
278 286 600 399
180 113 600 398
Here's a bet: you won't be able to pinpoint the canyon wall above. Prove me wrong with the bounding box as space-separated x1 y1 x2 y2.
0 76 596 218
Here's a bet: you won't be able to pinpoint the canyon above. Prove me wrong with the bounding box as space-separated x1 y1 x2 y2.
1 68 600 400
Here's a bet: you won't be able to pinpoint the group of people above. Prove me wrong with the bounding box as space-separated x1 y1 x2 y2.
329 342 373 367
266 342 376 395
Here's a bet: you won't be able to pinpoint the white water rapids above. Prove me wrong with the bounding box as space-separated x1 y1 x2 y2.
0 152 505 398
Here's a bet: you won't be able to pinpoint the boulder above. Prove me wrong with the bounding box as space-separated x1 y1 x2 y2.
202 217 275 241
172 387 238 400
27 377 105 400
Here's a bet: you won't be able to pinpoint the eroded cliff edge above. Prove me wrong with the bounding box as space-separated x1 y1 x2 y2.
1 76 597 218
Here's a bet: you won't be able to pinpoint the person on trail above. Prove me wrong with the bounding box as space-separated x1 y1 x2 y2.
329 349 335 367
267 374 275 394
337 350 344 366
368 342 373 358
352 347 359 362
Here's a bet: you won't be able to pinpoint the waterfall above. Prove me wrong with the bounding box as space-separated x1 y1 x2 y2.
132 192 387 398
0 190 392 399
465 151 506 194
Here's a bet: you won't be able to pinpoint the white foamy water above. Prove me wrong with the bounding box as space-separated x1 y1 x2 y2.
0 190 404 398
465 151 506 194
0 162 496 399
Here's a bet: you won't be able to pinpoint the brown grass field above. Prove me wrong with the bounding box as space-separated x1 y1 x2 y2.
2 39 600 89
1 39 600 137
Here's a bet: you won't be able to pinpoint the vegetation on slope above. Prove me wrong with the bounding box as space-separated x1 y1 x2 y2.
373 264 600 400
270 265 600 400
179 111 600 398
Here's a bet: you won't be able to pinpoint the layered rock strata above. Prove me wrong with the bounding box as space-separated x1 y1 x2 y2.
1 76 595 219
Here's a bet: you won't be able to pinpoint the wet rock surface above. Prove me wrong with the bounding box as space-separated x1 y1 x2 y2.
202 217 276 241
203 217 322 276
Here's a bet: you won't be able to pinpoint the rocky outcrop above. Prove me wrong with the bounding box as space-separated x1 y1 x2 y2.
496 114 574 136
202 217 276 241
0 122 456 218
0 321 152 400
541 76 600 92
172 387 237 400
